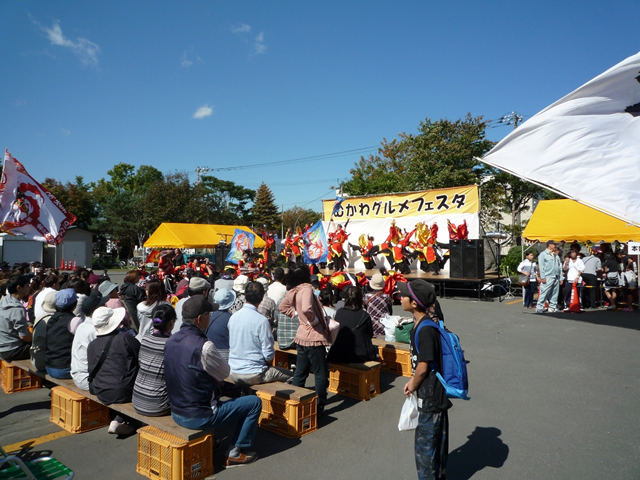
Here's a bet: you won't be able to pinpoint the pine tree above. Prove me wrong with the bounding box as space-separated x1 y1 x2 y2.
252 182 280 231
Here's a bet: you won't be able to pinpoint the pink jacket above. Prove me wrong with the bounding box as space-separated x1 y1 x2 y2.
279 283 330 347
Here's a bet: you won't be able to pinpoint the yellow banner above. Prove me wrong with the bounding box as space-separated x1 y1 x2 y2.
323 185 479 221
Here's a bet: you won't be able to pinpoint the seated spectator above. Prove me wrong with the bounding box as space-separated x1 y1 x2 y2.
164 296 262 467
206 288 236 362
172 275 212 334
214 266 236 292
267 268 287 304
119 270 147 332
33 273 60 320
87 307 140 435
31 291 57 371
132 304 176 416
363 273 392 336
70 289 107 390
327 286 378 364
255 276 276 332
45 289 78 379
228 282 293 386
0 275 33 362
319 289 336 319
229 275 248 314
136 279 169 341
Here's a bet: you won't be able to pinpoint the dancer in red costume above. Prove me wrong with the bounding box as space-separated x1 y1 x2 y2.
327 218 350 271
350 234 377 270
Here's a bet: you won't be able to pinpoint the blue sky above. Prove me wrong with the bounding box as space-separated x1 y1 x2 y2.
2 1 639 213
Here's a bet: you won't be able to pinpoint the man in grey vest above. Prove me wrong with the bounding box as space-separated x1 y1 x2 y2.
536 240 563 314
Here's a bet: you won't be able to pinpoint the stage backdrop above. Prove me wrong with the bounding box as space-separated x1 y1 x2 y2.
322 186 480 271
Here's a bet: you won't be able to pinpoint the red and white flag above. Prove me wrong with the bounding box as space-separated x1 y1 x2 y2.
0 150 77 245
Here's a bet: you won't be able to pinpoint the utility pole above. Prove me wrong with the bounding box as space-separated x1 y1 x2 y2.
195 166 214 184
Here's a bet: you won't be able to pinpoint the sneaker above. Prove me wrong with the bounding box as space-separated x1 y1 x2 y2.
108 420 135 435
224 451 258 468
535 310 544 314
622 307 633 312
607 305 616 310
548 308 557 313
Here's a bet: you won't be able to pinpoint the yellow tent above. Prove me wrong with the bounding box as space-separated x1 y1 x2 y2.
144 223 266 249
523 200 640 243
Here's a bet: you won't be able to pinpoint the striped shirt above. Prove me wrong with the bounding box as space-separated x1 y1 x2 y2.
132 332 171 416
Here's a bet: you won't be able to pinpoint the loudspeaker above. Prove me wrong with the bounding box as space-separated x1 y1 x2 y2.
214 244 231 271
449 239 485 279
449 241 464 278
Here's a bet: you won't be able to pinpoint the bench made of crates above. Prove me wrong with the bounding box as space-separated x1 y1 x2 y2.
371 337 413 377
272 342 297 369
249 382 318 438
328 361 381 401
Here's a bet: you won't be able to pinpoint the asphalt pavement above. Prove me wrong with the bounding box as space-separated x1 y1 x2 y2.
2 283 639 479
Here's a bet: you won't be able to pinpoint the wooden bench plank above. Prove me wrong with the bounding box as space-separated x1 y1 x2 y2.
371 337 410 351
250 381 316 402
9 360 209 441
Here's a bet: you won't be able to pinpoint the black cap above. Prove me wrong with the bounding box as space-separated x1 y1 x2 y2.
397 279 436 310
182 295 218 320
82 288 107 316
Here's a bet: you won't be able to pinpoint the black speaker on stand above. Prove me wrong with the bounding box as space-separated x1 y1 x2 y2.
449 239 485 279
214 243 230 271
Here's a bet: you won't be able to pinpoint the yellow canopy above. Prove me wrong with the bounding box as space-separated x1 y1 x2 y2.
144 223 265 249
523 200 640 243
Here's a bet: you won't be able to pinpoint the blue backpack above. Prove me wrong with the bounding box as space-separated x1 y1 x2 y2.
415 319 470 400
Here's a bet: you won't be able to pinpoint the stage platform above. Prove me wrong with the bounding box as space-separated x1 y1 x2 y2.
318 268 502 299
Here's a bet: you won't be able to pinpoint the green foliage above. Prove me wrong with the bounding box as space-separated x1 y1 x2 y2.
200 175 255 224
282 207 322 232
43 176 97 230
252 183 280 231
500 245 537 277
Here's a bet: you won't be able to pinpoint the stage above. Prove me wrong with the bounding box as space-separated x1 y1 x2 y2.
318 268 502 299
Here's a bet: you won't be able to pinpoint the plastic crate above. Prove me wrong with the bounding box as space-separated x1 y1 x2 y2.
255 390 317 438
329 363 381 400
377 346 413 377
50 386 111 433
272 349 293 369
1 360 42 394
137 425 214 480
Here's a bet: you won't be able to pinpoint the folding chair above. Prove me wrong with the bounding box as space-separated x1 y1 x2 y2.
0 446 74 480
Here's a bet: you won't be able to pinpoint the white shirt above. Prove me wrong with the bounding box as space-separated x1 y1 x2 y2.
70 317 96 390
266 281 287 305
565 258 585 283
517 259 538 282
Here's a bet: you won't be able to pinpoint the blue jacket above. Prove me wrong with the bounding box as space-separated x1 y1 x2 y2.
538 249 562 281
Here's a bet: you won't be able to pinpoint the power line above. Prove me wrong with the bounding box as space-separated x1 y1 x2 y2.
197 146 378 173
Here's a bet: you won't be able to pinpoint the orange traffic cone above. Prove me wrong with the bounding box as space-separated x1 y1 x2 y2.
60 258 64 270
568 282 582 313
73 260 77 269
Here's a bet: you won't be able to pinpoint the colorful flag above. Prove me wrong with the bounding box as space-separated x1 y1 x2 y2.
303 220 328 264
481 51 640 225
332 196 344 217
145 249 161 264
226 228 255 264
0 150 77 245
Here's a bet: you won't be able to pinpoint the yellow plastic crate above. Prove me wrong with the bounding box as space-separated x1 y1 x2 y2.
329 363 381 401
1 360 42 394
255 390 317 438
271 349 293 369
50 386 111 433
377 346 413 377
137 425 214 480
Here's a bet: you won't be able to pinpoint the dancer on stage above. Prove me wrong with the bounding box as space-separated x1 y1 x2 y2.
327 219 350 271
350 234 377 270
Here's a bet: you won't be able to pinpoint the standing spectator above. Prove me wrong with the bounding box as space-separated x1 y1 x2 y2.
132 304 176 416
266 268 287 304
120 270 147 332
620 264 637 312
327 286 378 364
165 296 262 467
581 249 602 309
536 240 563 314
173 248 185 267
0 275 33 362
279 265 331 415
87 307 140 435
400 279 452 480
603 252 620 310
228 281 293 386
229 275 248 314
363 273 392 336
517 252 538 309
563 250 584 311
255 276 276 332
136 279 169 342
44 289 78 379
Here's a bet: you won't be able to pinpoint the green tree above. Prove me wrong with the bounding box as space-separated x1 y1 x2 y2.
42 176 97 230
282 207 322 232
252 183 280 231
200 175 255 225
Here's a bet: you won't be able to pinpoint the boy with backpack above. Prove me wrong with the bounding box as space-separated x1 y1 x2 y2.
400 279 452 480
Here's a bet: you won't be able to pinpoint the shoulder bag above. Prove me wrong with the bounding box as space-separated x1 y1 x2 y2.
88 335 116 395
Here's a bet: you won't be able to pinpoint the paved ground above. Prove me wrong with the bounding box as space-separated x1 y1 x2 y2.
2 282 640 479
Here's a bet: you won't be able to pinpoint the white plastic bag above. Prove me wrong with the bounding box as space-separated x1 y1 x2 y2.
381 314 403 342
398 394 419 431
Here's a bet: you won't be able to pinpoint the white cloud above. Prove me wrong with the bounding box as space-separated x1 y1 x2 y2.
61 128 70 136
42 21 100 66
181 49 204 68
231 23 252 34
254 32 267 54
193 105 213 119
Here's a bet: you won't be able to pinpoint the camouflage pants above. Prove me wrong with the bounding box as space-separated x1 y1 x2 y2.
414 410 449 480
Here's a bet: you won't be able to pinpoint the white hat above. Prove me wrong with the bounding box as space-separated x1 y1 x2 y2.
233 275 249 293
93 307 127 336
